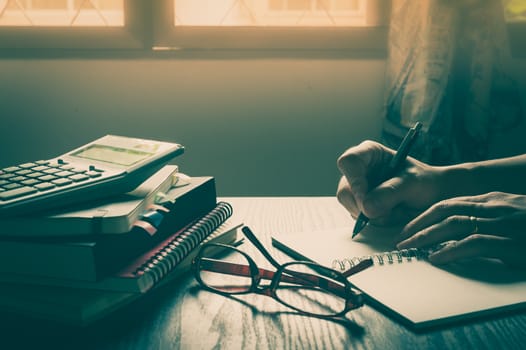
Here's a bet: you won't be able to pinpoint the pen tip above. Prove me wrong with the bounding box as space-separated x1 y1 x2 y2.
351 226 360 238
352 219 367 238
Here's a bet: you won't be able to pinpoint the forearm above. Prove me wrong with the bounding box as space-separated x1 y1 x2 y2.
440 154 526 198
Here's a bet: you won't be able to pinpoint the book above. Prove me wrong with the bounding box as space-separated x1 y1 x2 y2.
0 165 179 237
0 176 217 281
0 203 239 293
0 220 240 326
272 226 526 329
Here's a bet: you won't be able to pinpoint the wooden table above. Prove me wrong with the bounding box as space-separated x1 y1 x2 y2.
1 197 526 349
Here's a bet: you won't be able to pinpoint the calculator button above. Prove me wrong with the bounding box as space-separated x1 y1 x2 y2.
88 165 105 172
56 171 74 177
34 182 56 191
3 183 22 190
0 180 8 186
15 169 32 176
3 166 21 173
0 186 38 200
52 178 73 186
69 174 90 182
71 168 87 174
0 174 15 180
19 163 38 169
32 165 49 172
59 165 75 170
39 175 57 182
26 172 45 178
21 179 41 186
11 176 28 182
35 160 50 165
43 168 61 174
86 171 102 178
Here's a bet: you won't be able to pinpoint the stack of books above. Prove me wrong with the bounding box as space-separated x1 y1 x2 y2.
0 165 240 325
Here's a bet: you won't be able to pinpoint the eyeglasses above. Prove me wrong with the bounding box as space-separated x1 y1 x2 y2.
192 226 372 318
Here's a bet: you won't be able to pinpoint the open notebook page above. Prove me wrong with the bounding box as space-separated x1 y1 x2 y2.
272 226 526 329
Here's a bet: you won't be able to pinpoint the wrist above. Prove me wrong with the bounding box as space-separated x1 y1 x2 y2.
439 162 481 199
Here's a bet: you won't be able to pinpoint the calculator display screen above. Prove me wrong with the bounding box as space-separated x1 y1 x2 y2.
71 145 154 166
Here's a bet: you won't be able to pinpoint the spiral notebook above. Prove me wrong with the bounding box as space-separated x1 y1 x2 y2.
1 202 236 293
272 227 526 329
0 219 240 325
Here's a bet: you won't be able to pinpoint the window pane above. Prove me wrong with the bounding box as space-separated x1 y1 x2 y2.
0 0 124 26
503 0 526 22
174 0 367 26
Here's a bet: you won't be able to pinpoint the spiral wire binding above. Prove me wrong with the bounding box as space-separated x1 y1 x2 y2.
133 202 233 285
332 247 431 272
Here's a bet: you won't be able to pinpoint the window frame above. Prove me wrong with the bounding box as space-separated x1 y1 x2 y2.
0 0 148 49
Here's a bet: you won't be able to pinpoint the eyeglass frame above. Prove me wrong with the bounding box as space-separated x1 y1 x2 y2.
192 225 372 318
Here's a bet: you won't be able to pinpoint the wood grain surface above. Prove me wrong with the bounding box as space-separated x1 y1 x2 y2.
1 197 525 350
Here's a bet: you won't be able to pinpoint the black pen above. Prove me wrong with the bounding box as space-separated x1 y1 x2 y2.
352 122 423 238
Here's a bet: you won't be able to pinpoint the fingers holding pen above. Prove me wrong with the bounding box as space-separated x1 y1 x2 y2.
337 174 417 226
336 176 360 219
337 141 394 204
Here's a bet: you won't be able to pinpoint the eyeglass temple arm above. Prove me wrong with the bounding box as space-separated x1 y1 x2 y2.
199 259 344 291
240 226 371 295
241 226 282 269
200 258 352 297
199 259 275 280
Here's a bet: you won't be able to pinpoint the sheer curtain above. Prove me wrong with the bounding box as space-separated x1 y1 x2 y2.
382 0 523 164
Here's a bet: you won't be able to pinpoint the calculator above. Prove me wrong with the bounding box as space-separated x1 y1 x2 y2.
0 135 184 217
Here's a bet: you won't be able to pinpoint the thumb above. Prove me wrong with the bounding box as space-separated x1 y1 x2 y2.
362 177 407 218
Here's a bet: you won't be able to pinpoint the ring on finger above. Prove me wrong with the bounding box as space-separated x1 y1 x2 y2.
469 216 479 233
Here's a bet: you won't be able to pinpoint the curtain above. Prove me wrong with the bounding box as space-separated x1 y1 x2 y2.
382 0 523 165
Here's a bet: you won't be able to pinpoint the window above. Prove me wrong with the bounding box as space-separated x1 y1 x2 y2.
0 0 146 49
503 0 526 22
0 0 124 26
154 0 388 51
1 1 524 56
503 0 526 57
174 0 368 26
0 0 387 51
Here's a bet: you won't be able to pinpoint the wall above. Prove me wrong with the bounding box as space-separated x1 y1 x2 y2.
1 56 525 196
0 57 386 196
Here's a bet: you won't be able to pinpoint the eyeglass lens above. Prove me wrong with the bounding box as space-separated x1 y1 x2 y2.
275 262 348 316
198 244 253 294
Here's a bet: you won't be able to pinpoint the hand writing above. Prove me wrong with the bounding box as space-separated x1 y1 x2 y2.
336 140 446 226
